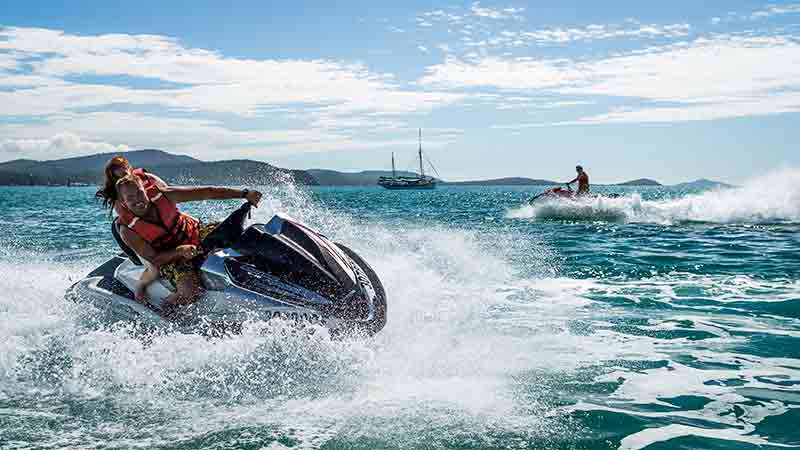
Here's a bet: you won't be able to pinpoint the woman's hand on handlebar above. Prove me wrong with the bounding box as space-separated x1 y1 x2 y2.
176 244 199 260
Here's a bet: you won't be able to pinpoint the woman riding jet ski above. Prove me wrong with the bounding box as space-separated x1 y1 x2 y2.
66 201 387 336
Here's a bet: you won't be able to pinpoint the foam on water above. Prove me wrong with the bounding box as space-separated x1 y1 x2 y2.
2 178 799 448
0 184 590 448
508 167 800 224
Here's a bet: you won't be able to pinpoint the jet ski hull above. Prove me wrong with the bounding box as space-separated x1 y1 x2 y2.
529 187 621 204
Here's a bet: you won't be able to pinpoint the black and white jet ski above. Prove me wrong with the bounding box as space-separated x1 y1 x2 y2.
66 203 387 336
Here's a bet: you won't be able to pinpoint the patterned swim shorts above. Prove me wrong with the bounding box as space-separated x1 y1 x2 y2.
159 222 219 288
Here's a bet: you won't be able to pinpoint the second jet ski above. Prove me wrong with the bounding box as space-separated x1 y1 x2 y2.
529 185 621 204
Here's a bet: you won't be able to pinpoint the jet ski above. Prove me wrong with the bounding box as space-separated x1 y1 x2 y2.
529 185 621 204
529 186 576 204
65 202 387 336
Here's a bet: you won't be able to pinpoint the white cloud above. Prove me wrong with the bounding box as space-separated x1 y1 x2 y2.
0 53 20 71
0 26 470 146
559 92 800 124
537 100 594 109
749 4 800 20
0 107 459 162
421 10 463 23
493 98 593 111
413 5 692 54
480 23 690 47
0 132 128 159
0 26 471 160
470 2 525 20
418 45 430 53
0 26 464 119
561 36 800 104
420 34 800 122
707 4 800 23
419 55 585 90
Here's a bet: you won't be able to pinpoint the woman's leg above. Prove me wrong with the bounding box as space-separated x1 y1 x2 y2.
161 270 205 317
135 264 160 304
173 271 205 305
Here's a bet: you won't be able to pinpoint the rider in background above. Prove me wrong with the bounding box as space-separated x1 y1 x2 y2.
566 165 590 195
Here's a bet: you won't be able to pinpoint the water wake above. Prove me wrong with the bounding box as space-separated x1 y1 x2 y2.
0 183 580 449
2 178 799 448
508 168 800 224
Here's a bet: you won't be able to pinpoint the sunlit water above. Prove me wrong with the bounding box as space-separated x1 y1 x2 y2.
1 170 799 449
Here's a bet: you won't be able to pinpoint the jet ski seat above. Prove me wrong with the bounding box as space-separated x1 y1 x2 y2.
111 218 143 266
110 218 174 305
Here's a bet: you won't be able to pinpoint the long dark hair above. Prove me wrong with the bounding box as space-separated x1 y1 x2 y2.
95 156 133 210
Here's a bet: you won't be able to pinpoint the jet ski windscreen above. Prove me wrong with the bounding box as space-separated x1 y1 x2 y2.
200 202 252 252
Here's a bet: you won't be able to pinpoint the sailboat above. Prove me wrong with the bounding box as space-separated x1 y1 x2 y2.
377 129 437 190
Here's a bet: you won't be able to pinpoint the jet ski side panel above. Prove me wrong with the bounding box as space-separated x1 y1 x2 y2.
264 214 358 289
335 244 387 335
70 258 334 328
66 276 164 323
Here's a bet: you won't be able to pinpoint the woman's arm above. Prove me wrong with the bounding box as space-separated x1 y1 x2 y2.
119 226 184 267
163 186 262 206
146 173 169 189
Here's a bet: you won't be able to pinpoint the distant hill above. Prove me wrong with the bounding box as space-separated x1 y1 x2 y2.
671 178 732 190
0 149 316 186
307 169 426 186
152 159 316 186
615 178 662 186
444 177 558 186
0 150 731 190
0 149 198 175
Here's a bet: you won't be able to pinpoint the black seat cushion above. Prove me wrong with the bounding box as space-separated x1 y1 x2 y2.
111 218 143 266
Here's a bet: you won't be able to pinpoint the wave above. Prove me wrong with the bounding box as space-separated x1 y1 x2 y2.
508 168 800 224
0 182 581 448
2 178 799 448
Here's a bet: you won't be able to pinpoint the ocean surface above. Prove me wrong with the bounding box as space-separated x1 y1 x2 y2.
1 170 799 450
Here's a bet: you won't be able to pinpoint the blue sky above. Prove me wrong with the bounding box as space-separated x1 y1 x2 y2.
1 1 799 183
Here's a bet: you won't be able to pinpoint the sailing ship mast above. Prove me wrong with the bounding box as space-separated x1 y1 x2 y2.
418 128 424 178
377 128 437 189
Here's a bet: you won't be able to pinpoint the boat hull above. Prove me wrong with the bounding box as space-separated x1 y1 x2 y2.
379 182 436 190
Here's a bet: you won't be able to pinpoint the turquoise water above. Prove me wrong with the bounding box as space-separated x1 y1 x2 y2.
1 172 799 449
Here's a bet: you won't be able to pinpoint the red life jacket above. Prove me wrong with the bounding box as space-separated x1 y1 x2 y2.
132 168 151 185
116 174 200 251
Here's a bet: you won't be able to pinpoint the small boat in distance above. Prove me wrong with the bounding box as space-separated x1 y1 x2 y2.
378 129 437 190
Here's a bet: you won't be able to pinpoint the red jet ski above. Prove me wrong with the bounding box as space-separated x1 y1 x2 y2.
528 185 621 204
529 185 576 204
